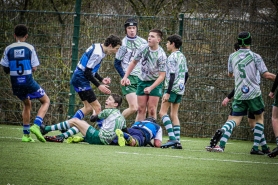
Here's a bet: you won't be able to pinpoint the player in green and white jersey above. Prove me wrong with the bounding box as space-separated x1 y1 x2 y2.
42 94 127 145
121 29 167 121
114 18 147 119
208 43 274 153
207 31 275 155
158 34 188 149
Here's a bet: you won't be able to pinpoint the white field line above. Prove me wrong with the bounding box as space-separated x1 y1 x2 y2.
116 151 278 165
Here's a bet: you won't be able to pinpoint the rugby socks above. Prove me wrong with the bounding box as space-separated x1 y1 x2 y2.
73 109 85 120
23 124 30 135
219 129 232 149
162 115 176 141
252 128 268 149
260 133 269 151
276 137 278 146
221 120 236 132
173 125 181 141
61 127 79 139
34 116 43 127
45 121 71 132
253 123 264 150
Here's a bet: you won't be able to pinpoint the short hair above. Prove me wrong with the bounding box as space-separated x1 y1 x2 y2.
167 34 182 49
14 24 28 37
104 35 122 47
238 31 251 46
149 29 163 39
110 93 122 108
234 42 240 51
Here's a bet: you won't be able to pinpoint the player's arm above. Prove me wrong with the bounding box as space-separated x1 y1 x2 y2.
227 89 235 99
262 71 276 82
94 72 104 82
222 89 234 106
270 73 278 93
123 60 137 79
84 67 101 87
114 59 125 78
2 66 10 74
166 73 175 94
184 72 189 84
121 60 138 86
149 71 166 90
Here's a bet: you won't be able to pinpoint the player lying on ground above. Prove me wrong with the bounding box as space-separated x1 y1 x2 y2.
41 94 127 145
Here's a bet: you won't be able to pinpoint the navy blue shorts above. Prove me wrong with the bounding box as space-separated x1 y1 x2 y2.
127 128 145 146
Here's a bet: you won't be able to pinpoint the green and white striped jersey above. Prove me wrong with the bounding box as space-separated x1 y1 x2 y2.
228 49 268 100
164 50 188 95
134 44 167 81
98 108 126 145
115 36 147 76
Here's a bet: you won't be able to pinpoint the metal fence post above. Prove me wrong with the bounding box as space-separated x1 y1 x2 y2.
179 13 184 52
68 0 81 118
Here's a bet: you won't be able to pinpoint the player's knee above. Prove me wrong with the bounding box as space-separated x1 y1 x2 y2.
137 107 146 114
130 106 138 114
148 108 156 117
70 118 80 124
42 95 50 107
158 111 165 119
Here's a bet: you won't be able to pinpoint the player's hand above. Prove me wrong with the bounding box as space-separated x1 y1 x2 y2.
269 92 275 99
162 93 170 103
121 78 130 86
102 77 111 84
221 97 230 106
144 87 152 94
98 84 111 94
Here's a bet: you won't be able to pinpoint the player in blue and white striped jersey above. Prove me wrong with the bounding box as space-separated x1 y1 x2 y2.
69 35 121 125
0 24 50 143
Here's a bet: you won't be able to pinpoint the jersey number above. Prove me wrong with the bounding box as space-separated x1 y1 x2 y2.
16 60 24 75
238 64 246 78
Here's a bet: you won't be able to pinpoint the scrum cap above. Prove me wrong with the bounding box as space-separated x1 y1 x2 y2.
238 31 252 46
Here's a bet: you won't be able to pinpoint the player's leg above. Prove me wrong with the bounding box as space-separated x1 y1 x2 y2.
125 128 143 147
136 95 148 121
28 89 50 142
21 98 34 142
73 89 97 120
248 96 265 155
209 115 240 148
272 106 278 147
248 112 269 153
121 76 138 118
212 109 244 152
122 92 138 118
251 112 265 155
147 96 160 120
170 102 181 141
159 99 176 141
268 95 278 158
216 115 234 152
209 99 246 148
36 94 50 121
44 118 89 142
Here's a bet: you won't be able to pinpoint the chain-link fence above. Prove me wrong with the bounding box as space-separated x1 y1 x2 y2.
1 8 277 141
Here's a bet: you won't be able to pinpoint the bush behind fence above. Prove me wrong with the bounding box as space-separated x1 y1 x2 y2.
0 10 277 141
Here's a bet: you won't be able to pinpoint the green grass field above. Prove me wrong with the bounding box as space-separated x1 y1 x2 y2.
0 125 277 185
